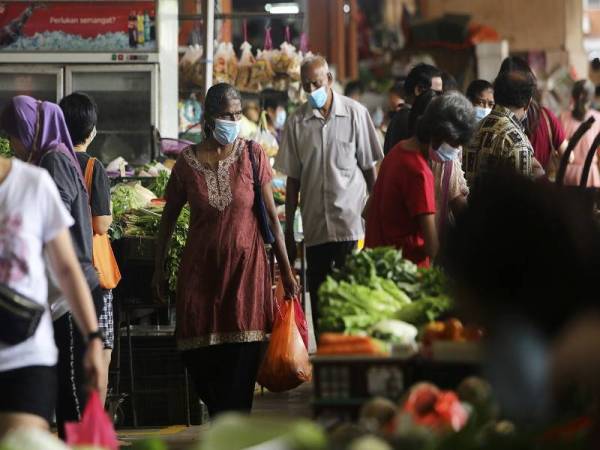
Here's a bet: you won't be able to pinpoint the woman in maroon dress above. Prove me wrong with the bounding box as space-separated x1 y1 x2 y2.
152 83 298 416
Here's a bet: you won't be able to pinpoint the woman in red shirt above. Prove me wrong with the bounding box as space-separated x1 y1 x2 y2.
365 93 477 267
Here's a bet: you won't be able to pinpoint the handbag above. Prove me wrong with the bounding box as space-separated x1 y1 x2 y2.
84 158 122 289
248 142 275 244
0 284 45 345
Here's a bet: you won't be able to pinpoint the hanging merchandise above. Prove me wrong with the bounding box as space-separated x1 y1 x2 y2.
213 41 238 85
236 41 255 92
250 49 276 92
179 44 204 89
179 94 203 134
253 111 279 158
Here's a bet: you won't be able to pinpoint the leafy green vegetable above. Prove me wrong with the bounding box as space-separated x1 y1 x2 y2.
318 276 411 334
333 247 419 289
394 295 453 326
149 170 170 198
0 137 11 158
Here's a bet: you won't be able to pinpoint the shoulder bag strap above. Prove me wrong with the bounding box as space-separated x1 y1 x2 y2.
541 108 555 152
84 157 95 205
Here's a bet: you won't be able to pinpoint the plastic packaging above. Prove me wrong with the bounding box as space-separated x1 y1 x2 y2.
275 280 308 350
236 41 255 92
252 112 279 158
257 298 312 392
213 42 238 85
65 390 119 450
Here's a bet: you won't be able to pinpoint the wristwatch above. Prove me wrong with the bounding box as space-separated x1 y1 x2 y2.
87 330 104 344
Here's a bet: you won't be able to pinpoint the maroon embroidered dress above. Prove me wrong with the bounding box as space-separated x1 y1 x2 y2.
165 138 275 350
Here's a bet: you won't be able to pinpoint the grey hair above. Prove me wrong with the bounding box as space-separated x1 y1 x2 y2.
301 55 329 73
416 92 477 146
203 82 241 137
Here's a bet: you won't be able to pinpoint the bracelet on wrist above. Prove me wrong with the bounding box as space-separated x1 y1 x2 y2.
87 330 103 344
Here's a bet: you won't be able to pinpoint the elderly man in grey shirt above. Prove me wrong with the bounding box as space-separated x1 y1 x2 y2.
275 55 384 336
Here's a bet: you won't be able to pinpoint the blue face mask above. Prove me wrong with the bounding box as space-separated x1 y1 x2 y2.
372 107 384 128
474 106 491 121
212 118 240 145
275 109 287 130
308 86 328 109
436 143 460 162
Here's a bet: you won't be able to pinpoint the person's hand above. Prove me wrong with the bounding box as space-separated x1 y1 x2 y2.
152 266 167 304
282 269 299 299
285 231 297 267
83 338 105 392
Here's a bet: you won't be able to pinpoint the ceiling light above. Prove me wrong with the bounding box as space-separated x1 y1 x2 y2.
265 2 299 15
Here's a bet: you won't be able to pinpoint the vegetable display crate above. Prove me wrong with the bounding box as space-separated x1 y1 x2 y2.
311 355 481 420
118 329 203 427
311 356 414 420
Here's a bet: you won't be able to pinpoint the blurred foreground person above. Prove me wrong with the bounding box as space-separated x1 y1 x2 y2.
442 170 600 431
0 97 104 438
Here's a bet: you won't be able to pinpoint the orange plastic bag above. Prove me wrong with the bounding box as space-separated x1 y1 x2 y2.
275 281 308 350
257 299 312 392
65 390 119 450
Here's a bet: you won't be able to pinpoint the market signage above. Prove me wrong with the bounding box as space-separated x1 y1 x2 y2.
0 1 157 52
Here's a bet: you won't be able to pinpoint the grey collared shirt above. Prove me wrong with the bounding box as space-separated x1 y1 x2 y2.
274 92 384 247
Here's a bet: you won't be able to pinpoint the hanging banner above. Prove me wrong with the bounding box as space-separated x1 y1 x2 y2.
0 1 157 52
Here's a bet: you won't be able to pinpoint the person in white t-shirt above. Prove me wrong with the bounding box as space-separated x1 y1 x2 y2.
0 155 104 437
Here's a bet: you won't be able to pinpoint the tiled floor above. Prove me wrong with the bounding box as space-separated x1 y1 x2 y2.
118 383 314 449
118 294 316 449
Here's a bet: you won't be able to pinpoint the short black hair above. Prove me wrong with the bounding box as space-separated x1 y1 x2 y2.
416 92 477 146
404 63 442 98
59 92 98 146
499 56 534 78
441 71 459 92
466 79 494 103
261 89 287 110
408 90 437 135
493 70 536 109
389 78 406 97
344 80 364 98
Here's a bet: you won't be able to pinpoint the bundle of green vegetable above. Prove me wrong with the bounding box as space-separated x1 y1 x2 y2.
320 247 453 333
117 205 190 293
110 182 157 239
318 276 411 334
149 170 170 198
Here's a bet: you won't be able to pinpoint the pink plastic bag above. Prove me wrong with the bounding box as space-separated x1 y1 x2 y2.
275 281 308 350
65 391 119 450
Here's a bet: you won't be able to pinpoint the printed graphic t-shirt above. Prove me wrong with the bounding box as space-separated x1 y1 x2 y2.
0 159 74 372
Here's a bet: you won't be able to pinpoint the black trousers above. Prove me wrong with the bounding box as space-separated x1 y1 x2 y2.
306 241 357 337
182 342 262 418
54 286 104 440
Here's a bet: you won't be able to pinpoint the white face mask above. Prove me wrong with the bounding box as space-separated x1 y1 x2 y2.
436 143 461 162
474 106 491 121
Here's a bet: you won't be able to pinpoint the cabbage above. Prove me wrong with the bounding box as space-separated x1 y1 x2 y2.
111 182 157 219
370 320 418 345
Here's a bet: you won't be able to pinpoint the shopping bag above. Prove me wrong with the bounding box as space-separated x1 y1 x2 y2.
65 390 119 450
84 158 122 289
257 299 312 392
275 281 308 350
